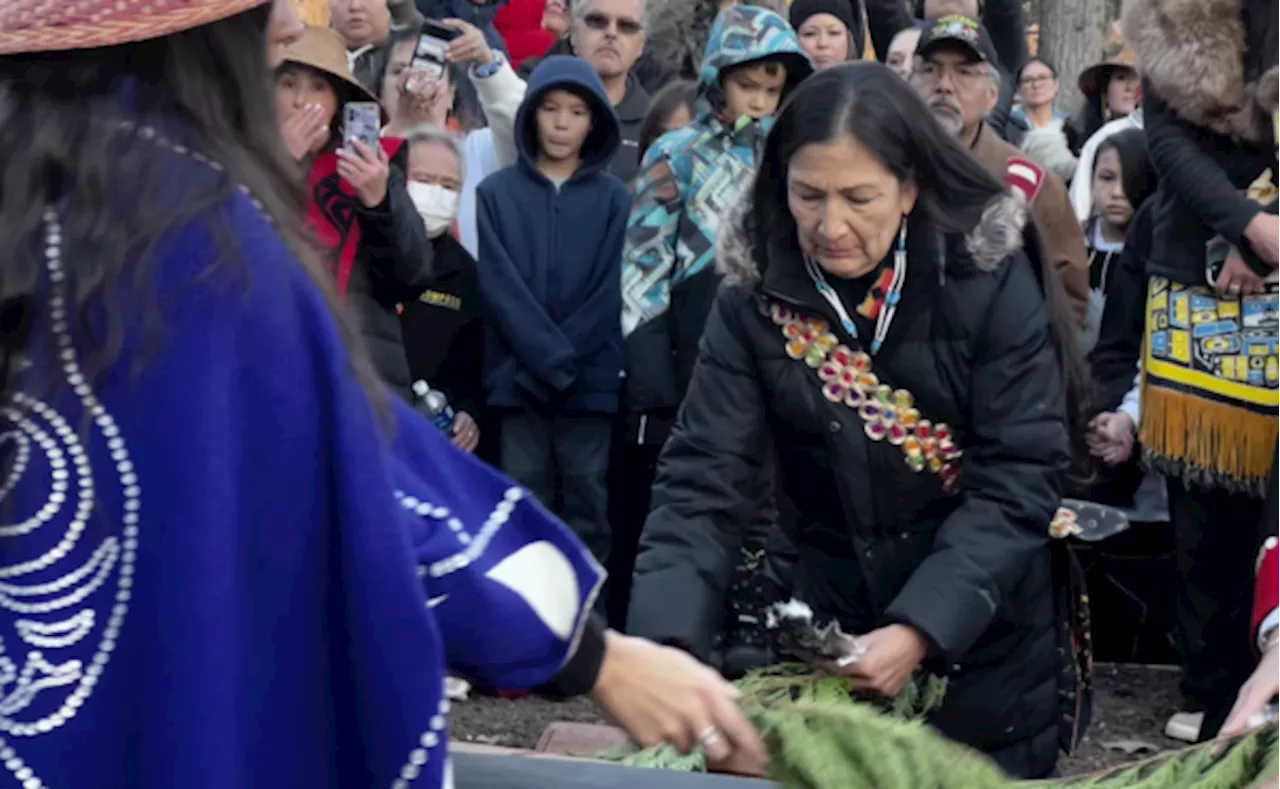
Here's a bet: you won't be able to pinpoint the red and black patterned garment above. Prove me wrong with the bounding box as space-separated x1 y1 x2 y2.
1249 443 1280 653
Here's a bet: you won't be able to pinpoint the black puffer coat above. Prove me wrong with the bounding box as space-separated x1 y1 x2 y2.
628 197 1070 779
343 148 435 400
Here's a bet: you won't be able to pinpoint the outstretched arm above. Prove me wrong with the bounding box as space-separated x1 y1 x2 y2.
388 394 767 769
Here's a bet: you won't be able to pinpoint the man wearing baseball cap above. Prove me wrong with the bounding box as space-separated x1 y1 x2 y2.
912 15 1090 325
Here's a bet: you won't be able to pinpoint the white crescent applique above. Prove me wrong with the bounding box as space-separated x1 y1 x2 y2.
483 541 580 640
427 595 449 608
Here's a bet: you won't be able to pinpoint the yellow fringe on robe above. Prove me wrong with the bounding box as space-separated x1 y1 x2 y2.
1140 277 1278 496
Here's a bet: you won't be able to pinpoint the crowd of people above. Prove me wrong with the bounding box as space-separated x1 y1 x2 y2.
0 0 1275 786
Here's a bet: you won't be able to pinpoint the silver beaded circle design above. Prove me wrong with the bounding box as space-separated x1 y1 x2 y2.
420 487 524 580
394 486 527 786
121 122 455 788
390 685 452 789
0 209 140 789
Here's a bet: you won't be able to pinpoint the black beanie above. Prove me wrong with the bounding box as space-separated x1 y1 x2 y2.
788 0 857 35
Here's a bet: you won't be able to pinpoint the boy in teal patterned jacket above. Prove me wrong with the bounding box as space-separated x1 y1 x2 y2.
617 5 810 677
621 5 810 439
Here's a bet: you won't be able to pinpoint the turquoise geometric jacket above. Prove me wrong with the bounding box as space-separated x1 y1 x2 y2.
620 5 811 418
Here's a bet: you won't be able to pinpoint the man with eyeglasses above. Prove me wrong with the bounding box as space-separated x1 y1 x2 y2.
912 15 1089 325
569 0 651 181
866 0 1029 144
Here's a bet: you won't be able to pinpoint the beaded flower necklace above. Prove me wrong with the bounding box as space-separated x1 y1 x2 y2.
773 224 962 493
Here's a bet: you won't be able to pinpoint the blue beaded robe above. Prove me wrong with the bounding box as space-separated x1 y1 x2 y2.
0 129 604 789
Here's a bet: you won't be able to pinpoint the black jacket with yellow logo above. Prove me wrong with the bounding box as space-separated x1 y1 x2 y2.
400 233 484 418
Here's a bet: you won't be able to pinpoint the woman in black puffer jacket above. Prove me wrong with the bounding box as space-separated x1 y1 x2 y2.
627 63 1092 780
276 26 433 400
1119 0 1277 743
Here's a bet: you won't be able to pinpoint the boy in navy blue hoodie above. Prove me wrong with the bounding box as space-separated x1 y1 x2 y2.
476 56 630 568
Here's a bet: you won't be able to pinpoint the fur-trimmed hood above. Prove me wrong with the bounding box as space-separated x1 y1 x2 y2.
1122 0 1278 143
714 193 1030 290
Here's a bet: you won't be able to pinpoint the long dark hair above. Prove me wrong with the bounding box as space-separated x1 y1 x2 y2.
1073 67 1132 145
749 62 1092 480
749 62 1009 253
0 5 381 405
1075 92 1107 144
637 79 697 164
1093 128 1156 215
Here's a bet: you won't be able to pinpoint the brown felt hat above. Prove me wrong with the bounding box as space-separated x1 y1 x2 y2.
1078 21 1137 96
0 0 269 56
276 25 381 106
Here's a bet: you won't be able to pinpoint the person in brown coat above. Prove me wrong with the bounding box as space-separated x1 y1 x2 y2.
910 15 1090 324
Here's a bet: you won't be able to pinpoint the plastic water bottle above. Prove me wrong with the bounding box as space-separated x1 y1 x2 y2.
412 380 455 433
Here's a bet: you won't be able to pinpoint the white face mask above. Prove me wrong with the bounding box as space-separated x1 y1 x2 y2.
407 181 460 238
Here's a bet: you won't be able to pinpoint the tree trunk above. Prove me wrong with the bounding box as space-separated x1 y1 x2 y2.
1037 0 1110 117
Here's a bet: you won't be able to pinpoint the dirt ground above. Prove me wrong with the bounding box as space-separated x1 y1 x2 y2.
449 663 1187 778
1059 663 1185 775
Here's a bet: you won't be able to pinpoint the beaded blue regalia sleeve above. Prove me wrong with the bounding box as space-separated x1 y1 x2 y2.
388 396 607 691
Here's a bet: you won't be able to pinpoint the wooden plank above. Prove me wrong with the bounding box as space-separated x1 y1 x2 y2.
450 751 776 789
535 722 633 757
451 741 597 763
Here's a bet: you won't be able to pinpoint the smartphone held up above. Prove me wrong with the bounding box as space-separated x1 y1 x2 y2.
406 22 460 89
343 102 381 152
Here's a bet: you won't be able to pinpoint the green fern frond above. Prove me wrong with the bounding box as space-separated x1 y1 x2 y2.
610 662 945 773
601 663 1279 789
621 742 708 771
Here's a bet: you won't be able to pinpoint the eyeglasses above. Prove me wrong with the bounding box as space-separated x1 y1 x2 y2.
913 60 990 89
582 11 643 36
1019 74 1053 87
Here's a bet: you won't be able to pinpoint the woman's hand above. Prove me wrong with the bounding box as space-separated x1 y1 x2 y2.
395 73 449 128
442 19 495 66
281 104 329 160
1219 638 1279 738
450 411 480 454
336 140 390 208
1215 244 1268 298
1087 411 1135 466
590 632 768 777
1245 213 1279 268
827 624 929 697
